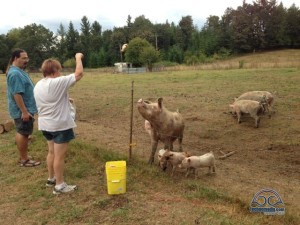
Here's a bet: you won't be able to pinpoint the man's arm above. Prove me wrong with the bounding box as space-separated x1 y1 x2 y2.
13 94 32 121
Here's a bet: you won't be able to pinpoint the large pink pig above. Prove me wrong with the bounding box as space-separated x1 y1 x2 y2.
137 98 185 164
229 99 264 128
234 91 274 113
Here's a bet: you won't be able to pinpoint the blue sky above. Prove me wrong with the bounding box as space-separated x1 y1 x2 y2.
1 0 297 35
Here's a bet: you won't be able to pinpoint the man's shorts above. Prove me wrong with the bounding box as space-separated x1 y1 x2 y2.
14 117 35 136
42 129 75 144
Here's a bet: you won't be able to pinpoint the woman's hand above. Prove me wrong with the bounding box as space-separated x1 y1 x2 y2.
75 53 84 59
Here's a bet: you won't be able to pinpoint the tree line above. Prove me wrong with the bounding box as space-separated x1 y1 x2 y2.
0 0 299 73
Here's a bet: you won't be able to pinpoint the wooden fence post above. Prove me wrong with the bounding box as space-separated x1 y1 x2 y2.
129 81 134 160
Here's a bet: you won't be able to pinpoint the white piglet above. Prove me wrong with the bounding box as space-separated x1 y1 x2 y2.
157 149 167 165
179 151 216 179
160 150 190 176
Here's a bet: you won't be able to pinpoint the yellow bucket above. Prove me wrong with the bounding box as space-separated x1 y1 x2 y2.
105 161 126 195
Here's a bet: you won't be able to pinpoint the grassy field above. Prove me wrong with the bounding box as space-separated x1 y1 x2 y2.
0 49 299 224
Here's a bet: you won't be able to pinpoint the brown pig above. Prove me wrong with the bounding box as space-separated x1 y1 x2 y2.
137 98 185 164
229 100 264 128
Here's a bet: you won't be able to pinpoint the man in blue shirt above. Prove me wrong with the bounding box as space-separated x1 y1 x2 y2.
6 49 40 167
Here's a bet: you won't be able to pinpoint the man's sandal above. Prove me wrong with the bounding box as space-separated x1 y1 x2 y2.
19 159 41 167
18 156 32 164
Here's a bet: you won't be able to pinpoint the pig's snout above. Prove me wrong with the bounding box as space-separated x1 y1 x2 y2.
137 98 143 103
162 166 167 171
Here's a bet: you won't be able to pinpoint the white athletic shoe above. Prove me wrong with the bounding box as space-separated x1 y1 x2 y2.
53 183 77 194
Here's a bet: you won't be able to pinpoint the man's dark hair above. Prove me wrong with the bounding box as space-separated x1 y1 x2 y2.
5 48 26 75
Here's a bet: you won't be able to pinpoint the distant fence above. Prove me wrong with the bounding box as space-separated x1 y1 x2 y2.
117 65 167 74
121 67 146 74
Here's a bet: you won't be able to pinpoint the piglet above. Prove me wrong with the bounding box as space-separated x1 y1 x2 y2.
179 151 216 179
159 150 190 176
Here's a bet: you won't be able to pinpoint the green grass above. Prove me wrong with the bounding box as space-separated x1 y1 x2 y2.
184 183 232 202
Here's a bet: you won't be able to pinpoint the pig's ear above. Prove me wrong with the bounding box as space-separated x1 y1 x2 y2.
158 97 163 108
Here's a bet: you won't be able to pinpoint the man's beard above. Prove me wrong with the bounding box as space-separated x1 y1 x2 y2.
22 63 28 70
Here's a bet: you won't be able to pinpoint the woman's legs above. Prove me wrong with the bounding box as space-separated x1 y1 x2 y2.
46 140 55 179
53 142 69 185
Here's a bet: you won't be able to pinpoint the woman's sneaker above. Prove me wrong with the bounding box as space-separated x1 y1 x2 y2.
46 179 56 187
53 183 77 195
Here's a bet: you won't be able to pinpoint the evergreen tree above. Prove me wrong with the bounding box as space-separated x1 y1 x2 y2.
80 16 91 66
65 21 81 60
178 16 195 51
56 23 67 63
285 4 300 47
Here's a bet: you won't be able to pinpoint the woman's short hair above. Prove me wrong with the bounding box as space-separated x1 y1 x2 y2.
41 59 62 77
